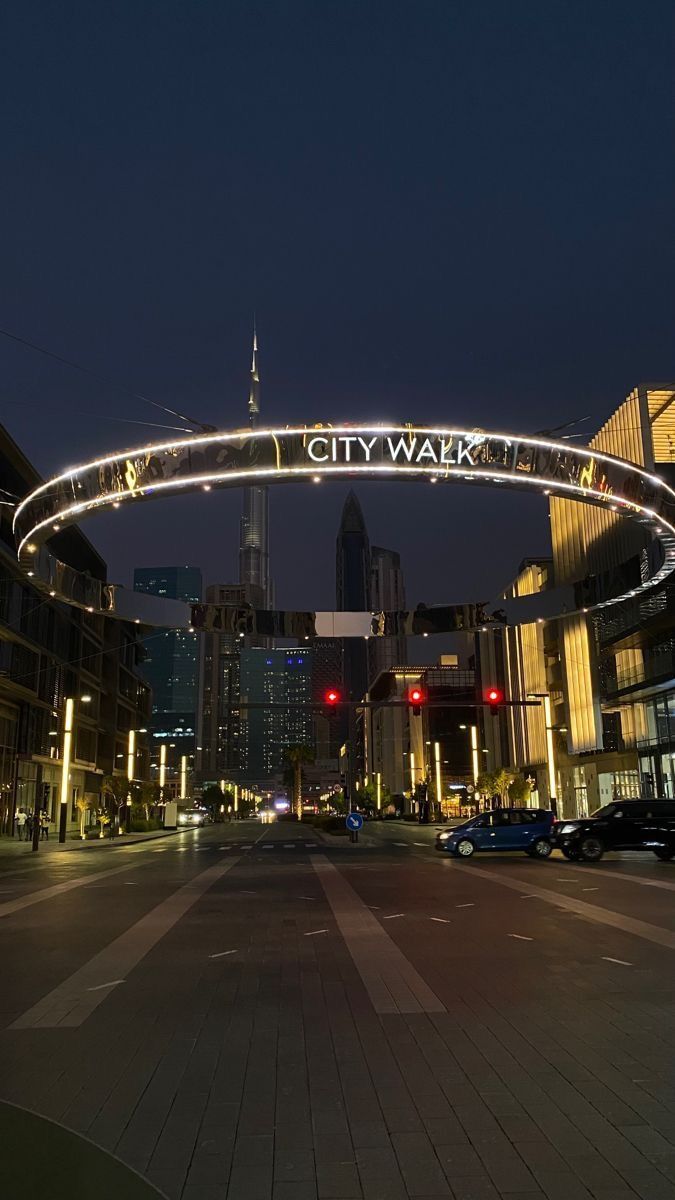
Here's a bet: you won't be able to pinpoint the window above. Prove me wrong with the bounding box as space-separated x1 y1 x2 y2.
512 810 538 824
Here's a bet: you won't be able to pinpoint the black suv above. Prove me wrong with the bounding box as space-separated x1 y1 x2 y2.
552 800 675 862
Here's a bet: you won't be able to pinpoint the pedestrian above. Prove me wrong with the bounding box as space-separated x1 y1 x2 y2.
25 811 34 841
40 809 50 840
15 808 27 840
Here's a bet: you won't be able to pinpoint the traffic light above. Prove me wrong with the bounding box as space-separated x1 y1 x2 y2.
485 686 503 716
408 685 425 716
324 687 341 706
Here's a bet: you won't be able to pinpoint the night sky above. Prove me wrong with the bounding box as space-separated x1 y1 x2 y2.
2 1 674 623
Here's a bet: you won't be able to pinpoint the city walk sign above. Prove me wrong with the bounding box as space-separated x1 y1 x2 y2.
13 423 675 635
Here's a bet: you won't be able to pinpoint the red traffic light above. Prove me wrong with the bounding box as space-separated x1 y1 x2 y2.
408 686 424 704
485 686 503 714
324 688 341 705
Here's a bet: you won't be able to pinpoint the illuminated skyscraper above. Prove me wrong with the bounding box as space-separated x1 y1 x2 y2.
239 328 272 605
336 491 371 704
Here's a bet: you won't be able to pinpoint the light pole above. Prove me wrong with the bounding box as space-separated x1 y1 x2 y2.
58 694 91 844
527 692 558 816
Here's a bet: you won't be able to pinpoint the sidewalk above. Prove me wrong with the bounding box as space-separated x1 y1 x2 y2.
0 827 180 860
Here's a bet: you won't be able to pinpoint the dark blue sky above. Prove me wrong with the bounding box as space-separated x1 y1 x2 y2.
2 0 674 612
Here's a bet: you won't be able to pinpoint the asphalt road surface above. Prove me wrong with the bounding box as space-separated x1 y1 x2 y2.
2 818 675 1200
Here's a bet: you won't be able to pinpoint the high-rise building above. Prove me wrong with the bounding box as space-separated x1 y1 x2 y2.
239 329 272 606
369 544 407 682
1 423 151 838
133 567 202 764
336 491 371 704
239 647 313 784
196 580 265 781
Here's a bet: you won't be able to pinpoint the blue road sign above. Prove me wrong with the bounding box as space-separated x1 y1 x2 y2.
346 812 364 832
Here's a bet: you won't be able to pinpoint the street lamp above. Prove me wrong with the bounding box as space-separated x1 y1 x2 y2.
58 694 91 844
527 692 558 815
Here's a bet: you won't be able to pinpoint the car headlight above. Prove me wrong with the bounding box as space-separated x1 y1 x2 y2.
558 823 578 835
438 832 450 841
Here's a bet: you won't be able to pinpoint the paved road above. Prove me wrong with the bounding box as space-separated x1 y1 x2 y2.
2 819 675 1199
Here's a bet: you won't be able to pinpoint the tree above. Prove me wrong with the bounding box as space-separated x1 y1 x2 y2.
508 774 533 805
75 792 97 840
493 768 513 804
476 770 498 799
202 783 230 813
101 775 132 829
137 780 160 821
283 745 314 819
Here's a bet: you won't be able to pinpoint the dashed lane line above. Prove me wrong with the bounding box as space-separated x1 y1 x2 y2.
304 929 328 936
209 950 238 959
603 956 632 966
508 934 534 941
313 858 445 1014
10 856 243 1029
453 863 675 953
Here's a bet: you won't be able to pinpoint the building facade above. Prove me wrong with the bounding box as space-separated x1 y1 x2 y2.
336 491 371 705
369 544 407 683
196 580 265 782
1 424 151 837
366 657 477 814
239 646 313 785
476 384 675 816
133 567 202 782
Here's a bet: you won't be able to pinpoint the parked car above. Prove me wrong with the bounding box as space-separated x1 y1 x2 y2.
436 808 554 858
552 799 675 862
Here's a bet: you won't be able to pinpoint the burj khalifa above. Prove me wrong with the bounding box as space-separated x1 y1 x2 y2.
239 329 272 605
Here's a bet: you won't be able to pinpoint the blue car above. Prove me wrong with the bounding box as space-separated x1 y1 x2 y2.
436 808 554 858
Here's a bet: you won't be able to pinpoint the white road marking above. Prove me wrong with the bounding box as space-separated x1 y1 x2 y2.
262 845 274 850
582 887 599 892
304 929 328 936
457 864 675 953
283 843 295 848
313 858 445 1014
429 917 450 923
304 843 317 848
508 934 533 941
209 950 238 959
367 905 381 910
87 980 124 992
520 894 537 899
413 842 427 847
11 857 242 1029
383 913 405 920
392 842 408 847
124 882 138 886
603 956 632 966
296 895 316 900
456 902 475 908
556 878 580 883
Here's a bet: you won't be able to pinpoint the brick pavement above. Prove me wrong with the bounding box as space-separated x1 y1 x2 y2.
1 827 675 1198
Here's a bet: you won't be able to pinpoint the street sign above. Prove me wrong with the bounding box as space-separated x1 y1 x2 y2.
346 812 363 832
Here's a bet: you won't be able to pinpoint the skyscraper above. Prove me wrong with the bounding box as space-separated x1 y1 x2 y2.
239 647 313 784
336 491 371 704
133 566 202 759
369 544 407 683
196 580 265 781
239 329 272 605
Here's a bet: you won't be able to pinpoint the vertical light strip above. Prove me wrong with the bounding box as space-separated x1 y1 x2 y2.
376 771 382 810
127 729 135 781
159 743 166 793
59 697 74 813
543 693 557 807
233 784 239 814
470 725 479 786
434 742 442 812
180 755 187 800
219 778 226 793
409 751 416 793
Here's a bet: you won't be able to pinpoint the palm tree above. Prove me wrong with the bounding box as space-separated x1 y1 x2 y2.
284 745 314 819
